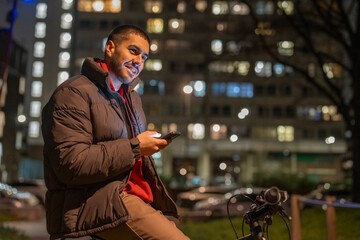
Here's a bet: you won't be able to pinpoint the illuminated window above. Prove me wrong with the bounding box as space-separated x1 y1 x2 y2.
298 105 342 121
57 71 69 85
209 61 249 75
212 82 253 98
256 1 274 15
32 61 44 77
36 3 47 19
277 125 294 142
322 105 342 121
196 0 207 12
177 1 186 13
278 41 294 56
31 81 43 97
191 80 206 97
33 42 45 58
216 22 228 32
212 1 229 15
30 101 41 117
323 63 342 79
61 13 73 29
273 63 285 76
252 126 276 139
236 61 250 76
34 22 46 38
144 0 163 13
78 0 121 12
211 40 223 55
147 18 164 33
29 121 40 138
210 124 227 140
277 1 294 15
255 61 272 77
229 2 249 15
168 19 185 33
58 52 71 68
227 83 253 98
62 0 73 10
145 59 162 71
188 123 205 140
150 40 159 53
162 123 178 134
255 21 273 35
60 32 72 48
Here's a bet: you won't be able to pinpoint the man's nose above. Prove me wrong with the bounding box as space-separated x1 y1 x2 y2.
133 55 142 66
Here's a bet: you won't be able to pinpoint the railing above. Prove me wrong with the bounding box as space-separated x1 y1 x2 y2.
291 194 360 240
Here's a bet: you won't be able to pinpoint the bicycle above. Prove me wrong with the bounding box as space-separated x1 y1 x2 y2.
227 186 291 240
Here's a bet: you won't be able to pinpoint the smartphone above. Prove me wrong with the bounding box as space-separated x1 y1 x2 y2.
159 131 181 140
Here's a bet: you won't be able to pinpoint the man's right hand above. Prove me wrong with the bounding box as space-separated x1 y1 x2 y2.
137 131 171 156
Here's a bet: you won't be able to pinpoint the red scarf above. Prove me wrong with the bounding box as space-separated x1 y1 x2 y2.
97 60 153 203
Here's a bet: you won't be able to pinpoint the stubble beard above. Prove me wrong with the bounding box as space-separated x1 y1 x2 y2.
109 58 133 85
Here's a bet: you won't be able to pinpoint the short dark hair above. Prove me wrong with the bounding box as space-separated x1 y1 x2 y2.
106 24 150 46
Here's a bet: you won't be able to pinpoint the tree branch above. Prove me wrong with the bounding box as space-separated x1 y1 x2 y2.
242 0 342 107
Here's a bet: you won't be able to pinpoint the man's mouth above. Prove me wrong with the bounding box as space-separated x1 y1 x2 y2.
126 65 138 76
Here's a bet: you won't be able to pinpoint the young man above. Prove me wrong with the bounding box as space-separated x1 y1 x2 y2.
42 25 189 240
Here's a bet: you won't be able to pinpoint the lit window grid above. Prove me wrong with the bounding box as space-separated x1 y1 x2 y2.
195 0 207 12
277 126 294 142
33 41 45 58
144 0 163 13
31 81 43 97
77 0 121 13
210 124 227 140
60 32 72 49
28 121 40 138
147 18 164 33
212 1 229 15
32 61 44 78
188 123 205 140
57 71 69 86
30 101 42 117
34 22 46 38
62 0 74 10
36 3 47 19
168 19 185 34
145 59 162 71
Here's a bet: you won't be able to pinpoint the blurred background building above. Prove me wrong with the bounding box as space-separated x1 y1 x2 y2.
0 0 347 187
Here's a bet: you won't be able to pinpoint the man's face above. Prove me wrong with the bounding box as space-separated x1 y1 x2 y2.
106 33 149 85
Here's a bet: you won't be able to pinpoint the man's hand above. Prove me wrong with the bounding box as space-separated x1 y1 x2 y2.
137 131 171 156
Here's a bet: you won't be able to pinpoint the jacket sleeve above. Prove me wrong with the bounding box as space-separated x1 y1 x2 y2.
45 87 139 186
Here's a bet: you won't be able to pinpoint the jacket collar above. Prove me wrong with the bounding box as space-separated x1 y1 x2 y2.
81 57 141 91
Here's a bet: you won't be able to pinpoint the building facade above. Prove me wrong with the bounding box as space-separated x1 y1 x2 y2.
22 0 346 186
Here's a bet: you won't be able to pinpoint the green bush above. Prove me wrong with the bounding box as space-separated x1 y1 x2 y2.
180 208 360 240
251 171 317 194
0 225 29 240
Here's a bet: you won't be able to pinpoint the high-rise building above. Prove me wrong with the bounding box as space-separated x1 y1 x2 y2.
0 31 28 182
16 0 347 186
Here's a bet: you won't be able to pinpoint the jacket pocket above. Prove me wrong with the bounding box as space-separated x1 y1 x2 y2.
62 188 87 233
76 181 128 231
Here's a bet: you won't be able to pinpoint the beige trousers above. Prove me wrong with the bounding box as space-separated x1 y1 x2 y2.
95 192 190 240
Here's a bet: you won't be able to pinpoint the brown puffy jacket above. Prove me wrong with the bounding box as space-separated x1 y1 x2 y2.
42 57 178 239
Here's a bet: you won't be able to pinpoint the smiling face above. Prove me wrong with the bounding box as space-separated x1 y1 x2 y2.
105 33 149 86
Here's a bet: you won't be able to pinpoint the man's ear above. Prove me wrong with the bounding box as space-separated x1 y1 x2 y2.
105 40 115 58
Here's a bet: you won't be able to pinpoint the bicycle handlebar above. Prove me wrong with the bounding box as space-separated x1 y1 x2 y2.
231 187 290 240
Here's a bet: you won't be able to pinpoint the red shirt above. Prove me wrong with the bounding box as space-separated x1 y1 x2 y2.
97 60 153 203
